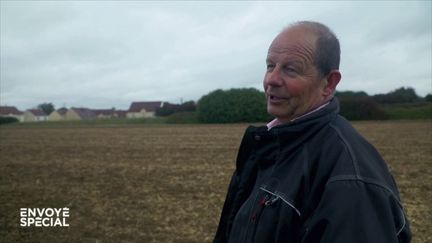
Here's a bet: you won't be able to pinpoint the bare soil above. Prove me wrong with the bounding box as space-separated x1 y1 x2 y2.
0 121 430 242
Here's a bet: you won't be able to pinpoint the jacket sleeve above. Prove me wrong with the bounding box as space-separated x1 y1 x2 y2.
301 179 411 243
213 126 258 243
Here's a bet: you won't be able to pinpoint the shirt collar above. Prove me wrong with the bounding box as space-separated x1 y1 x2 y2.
267 102 330 131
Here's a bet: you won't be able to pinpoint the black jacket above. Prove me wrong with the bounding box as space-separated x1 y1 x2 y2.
214 98 411 243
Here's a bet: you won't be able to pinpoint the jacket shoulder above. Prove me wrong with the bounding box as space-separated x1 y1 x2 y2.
319 116 401 197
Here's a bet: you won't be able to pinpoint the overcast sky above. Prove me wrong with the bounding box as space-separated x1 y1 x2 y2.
1 1 431 110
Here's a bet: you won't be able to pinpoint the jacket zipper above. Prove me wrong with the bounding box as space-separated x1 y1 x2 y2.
248 194 279 243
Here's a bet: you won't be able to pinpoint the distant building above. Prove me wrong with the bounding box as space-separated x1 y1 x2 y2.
48 107 68 121
65 108 96 120
92 109 117 119
23 109 48 122
0 106 24 122
91 109 129 119
127 101 163 118
114 110 127 118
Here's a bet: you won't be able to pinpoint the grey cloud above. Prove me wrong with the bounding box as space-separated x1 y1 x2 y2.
1 1 430 111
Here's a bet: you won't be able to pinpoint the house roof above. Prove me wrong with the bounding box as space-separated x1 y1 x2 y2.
27 109 47 116
70 107 96 119
128 101 163 112
115 110 127 118
57 107 68 115
0 106 23 115
92 109 116 116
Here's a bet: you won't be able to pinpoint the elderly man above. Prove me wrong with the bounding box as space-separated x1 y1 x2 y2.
213 21 411 243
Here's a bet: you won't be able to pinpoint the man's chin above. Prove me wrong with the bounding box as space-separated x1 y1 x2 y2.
268 107 286 120
268 106 298 122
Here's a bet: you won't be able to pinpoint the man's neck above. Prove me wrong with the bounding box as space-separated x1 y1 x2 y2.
267 101 330 130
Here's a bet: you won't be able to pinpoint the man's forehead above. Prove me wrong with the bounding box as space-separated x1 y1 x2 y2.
267 27 316 63
271 26 317 49
266 52 307 64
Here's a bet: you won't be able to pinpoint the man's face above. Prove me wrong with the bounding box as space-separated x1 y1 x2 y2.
263 27 327 123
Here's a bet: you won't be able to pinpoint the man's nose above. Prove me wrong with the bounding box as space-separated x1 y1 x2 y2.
265 66 283 86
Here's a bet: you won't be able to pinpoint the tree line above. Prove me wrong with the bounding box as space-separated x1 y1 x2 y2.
3 87 430 125
195 87 431 122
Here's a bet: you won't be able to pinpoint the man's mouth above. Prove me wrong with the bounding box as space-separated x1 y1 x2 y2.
268 94 288 101
270 95 281 100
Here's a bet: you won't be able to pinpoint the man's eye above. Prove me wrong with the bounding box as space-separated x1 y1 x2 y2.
284 66 296 72
266 64 275 70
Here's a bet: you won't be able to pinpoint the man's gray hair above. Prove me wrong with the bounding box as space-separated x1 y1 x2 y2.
285 21 340 77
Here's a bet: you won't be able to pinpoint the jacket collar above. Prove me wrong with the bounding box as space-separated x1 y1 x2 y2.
267 100 332 131
271 97 339 130
247 97 340 158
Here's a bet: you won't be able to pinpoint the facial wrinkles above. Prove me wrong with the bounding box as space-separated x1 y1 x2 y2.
269 36 315 62
265 53 316 98
265 29 324 122
269 53 314 81
287 88 320 122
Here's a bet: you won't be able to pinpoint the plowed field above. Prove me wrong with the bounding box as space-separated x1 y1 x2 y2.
0 121 430 242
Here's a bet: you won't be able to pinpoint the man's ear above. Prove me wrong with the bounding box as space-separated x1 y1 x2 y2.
322 70 341 96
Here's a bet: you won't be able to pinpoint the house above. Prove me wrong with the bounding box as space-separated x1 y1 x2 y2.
23 109 48 122
114 110 127 118
91 109 128 119
126 101 163 118
0 106 24 122
48 107 68 121
65 108 96 120
92 109 117 119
